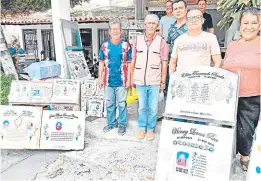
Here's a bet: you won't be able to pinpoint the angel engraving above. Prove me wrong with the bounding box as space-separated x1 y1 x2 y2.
75 125 82 141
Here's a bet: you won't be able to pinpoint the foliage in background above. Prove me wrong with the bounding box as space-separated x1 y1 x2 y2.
1 0 89 14
0 72 16 105
217 0 260 31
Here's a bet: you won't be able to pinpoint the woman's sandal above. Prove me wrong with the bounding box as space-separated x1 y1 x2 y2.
240 159 249 172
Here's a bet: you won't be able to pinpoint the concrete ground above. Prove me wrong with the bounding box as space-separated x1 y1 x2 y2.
1 100 246 181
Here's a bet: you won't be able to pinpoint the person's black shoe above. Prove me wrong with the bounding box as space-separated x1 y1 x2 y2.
103 124 118 132
157 116 163 122
163 90 168 97
118 126 126 135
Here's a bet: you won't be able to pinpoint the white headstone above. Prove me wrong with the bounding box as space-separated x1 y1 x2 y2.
0 106 42 149
165 67 239 123
80 79 105 115
40 110 85 150
48 104 80 111
8 81 32 103
0 51 18 80
50 79 80 104
81 98 88 114
29 81 53 103
156 119 236 181
87 99 104 117
8 81 53 104
65 51 90 80
95 86 105 99
0 43 7 51
81 79 97 98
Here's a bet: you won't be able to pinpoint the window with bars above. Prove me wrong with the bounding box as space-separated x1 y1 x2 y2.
80 29 93 60
23 29 38 60
41 30 56 60
98 29 129 47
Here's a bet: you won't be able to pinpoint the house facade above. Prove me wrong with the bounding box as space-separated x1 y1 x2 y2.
1 0 225 62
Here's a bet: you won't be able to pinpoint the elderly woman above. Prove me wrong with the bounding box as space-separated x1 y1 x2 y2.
223 8 260 171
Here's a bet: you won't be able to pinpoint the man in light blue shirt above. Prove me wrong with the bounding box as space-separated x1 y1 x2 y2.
159 0 176 42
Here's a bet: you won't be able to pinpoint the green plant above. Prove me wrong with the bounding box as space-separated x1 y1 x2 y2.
1 0 89 14
217 0 260 31
0 72 14 105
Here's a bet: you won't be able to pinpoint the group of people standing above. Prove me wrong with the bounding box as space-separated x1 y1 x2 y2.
97 0 260 172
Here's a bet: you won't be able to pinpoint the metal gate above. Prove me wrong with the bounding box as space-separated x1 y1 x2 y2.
23 29 38 60
41 30 55 60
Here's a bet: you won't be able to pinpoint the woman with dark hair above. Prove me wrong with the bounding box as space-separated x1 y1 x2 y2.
223 8 260 171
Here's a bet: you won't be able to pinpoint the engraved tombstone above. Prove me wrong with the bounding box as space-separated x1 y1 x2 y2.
65 51 90 80
50 79 80 104
81 79 97 113
40 111 85 150
8 80 53 104
156 120 236 181
165 67 239 123
87 100 104 117
0 106 42 149
156 67 239 181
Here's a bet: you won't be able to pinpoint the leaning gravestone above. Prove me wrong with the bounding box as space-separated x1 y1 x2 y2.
0 27 18 80
81 79 97 114
40 110 85 150
156 67 239 181
65 51 90 81
0 105 42 149
50 79 80 104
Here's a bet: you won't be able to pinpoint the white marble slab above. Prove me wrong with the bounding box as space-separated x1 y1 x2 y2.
50 79 80 104
0 106 42 149
165 67 239 123
156 119 235 181
39 111 85 150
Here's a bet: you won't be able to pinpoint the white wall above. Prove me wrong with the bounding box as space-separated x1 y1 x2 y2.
79 23 108 57
2 24 53 60
2 25 23 48
3 23 109 61
23 24 53 60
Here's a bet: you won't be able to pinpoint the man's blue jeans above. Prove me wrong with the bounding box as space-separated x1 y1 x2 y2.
136 85 160 131
105 86 127 127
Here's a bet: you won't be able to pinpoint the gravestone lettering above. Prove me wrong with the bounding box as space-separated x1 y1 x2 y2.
65 51 90 79
40 110 85 150
0 106 42 149
156 120 235 181
50 79 80 104
165 67 238 122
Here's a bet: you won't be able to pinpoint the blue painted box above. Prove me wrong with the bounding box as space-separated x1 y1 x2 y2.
27 61 61 80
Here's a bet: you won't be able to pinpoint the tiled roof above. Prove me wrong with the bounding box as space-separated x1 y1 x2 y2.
0 15 135 25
